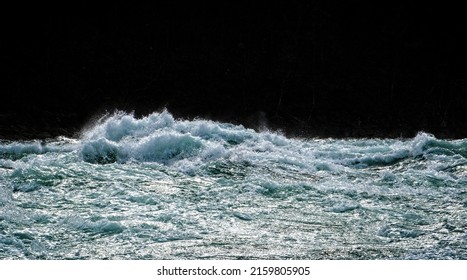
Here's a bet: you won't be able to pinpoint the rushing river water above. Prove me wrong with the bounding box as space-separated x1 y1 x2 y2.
1 110 466 259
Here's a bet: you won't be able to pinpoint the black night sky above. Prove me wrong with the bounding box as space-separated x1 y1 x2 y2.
1 2 466 139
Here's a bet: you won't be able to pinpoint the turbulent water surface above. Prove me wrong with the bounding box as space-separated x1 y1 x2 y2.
1 111 466 259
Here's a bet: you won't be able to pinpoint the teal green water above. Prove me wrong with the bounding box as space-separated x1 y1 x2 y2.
1 111 466 259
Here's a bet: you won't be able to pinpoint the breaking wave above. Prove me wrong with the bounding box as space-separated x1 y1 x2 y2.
72 110 467 169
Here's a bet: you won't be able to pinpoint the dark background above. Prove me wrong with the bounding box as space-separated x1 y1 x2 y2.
1 2 466 139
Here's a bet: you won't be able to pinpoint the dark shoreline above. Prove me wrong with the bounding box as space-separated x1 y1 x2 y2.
2 3 466 141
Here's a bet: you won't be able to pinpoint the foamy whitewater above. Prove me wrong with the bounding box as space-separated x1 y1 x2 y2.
1 110 466 259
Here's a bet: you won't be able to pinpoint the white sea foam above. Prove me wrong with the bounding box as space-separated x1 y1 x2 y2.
2 111 464 170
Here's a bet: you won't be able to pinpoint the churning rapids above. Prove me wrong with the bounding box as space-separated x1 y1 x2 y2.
1 110 466 259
